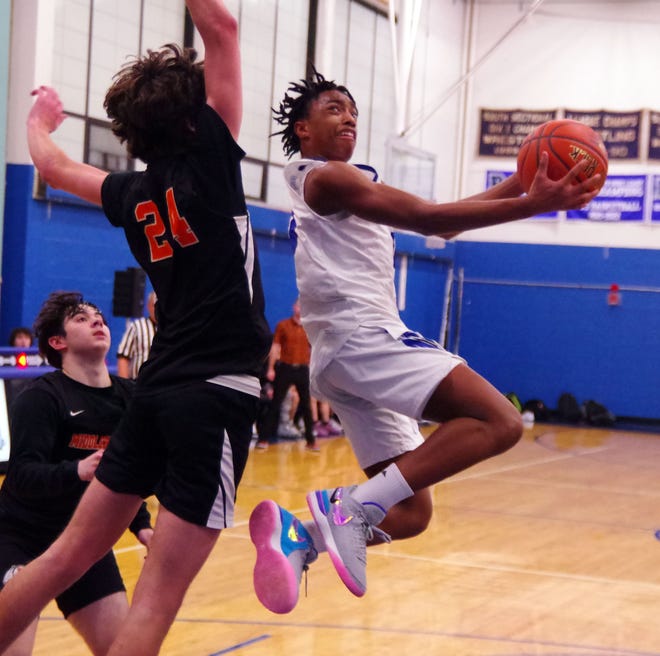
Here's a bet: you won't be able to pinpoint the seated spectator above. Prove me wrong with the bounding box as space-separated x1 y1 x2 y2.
311 397 343 437
8 327 34 348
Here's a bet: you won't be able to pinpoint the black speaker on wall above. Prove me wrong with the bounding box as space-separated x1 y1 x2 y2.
112 267 146 317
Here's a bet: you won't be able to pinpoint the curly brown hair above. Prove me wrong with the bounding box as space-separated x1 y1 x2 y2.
33 292 103 369
104 44 206 163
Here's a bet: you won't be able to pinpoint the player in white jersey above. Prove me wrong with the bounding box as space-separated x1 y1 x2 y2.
249 71 602 614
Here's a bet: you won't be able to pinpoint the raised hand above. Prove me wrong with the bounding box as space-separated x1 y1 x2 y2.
28 86 66 133
527 152 603 212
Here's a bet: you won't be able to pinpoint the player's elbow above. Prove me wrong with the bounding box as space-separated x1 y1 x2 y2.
440 231 461 240
411 219 441 237
221 12 239 37
34 159 63 189
204 6 238 41
30 149 68 190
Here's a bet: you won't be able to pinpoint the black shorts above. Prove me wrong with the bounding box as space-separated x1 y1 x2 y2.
0 525 124 618
96 381 257 529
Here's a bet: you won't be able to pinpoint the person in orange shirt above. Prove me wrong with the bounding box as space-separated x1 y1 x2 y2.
256 299 318 451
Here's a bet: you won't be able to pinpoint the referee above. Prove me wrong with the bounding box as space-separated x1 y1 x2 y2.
116 291 157 379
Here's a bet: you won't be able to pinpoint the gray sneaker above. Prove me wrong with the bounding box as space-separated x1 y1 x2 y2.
306 486 390 596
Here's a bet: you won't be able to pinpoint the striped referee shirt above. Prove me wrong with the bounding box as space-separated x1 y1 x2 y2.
116 317 156 379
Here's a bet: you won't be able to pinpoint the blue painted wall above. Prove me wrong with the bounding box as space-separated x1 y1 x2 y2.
3 163 658 420
2 165 137 352
0 0 9 276
1 165 450 362
452 242 660 419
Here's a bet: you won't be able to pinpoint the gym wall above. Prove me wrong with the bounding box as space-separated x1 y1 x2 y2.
2 1 659 419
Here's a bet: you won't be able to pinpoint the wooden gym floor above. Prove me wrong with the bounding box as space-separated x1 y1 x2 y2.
11 422 660 655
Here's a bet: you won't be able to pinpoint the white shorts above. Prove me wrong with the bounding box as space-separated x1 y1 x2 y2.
311 326 464 469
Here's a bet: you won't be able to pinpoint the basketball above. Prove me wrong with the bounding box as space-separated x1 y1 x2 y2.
516 119 608 193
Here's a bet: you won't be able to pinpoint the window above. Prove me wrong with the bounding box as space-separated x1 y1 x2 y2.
47 0 395 205
51 0 185 174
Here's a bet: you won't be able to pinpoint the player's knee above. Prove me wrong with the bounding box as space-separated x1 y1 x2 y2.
381 494 433 539
384 512 431 540
403 507 432 538
492 406 523 454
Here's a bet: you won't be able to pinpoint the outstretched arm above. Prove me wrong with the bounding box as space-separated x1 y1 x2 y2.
304 154 601 237
462 171 524 201
27 86 107 206
442 173 525 239
185 0 241 140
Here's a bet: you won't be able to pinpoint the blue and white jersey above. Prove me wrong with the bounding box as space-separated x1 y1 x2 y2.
284 159 407 370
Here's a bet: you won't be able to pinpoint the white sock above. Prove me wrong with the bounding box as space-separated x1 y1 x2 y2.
303 520 326 553
350 463 413 513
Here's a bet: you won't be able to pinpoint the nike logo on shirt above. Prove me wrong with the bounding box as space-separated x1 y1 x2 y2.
69 410 85 416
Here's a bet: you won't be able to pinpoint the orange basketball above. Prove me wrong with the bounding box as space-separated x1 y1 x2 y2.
516 119 608 193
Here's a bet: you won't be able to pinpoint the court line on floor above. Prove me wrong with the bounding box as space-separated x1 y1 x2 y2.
368 547 660 592
38 613 659 656
208 633 270 655
438 500 660 534
449 448 611 483
479 472 660 499
165 616 660 656
116 525 660 593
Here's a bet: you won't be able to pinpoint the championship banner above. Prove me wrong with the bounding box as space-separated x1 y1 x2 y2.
567 175 646 221
479 109 557 157
564 110 641 160
651 174 660 221
648 112 660 160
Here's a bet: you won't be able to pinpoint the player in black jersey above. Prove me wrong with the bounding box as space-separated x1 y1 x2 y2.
0 291 153 654
0 2 270 654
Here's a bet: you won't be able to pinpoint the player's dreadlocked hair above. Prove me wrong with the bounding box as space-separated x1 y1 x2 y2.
272 69 356 158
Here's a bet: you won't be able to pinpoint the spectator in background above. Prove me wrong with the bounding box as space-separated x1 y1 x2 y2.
310 397 343 437
256 299 317 451
6 327 45 403
5 326 47 398
116 291 157 379
278 387 304 439
292 395 342 437
8 327 34 348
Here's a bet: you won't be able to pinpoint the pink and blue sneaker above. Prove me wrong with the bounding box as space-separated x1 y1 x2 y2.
249 500 317 614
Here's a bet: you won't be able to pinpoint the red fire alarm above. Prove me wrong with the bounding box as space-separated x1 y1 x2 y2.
607 283 621 306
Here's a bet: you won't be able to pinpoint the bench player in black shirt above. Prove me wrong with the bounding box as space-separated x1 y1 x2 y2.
0 2 271 654
0 291 153 654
